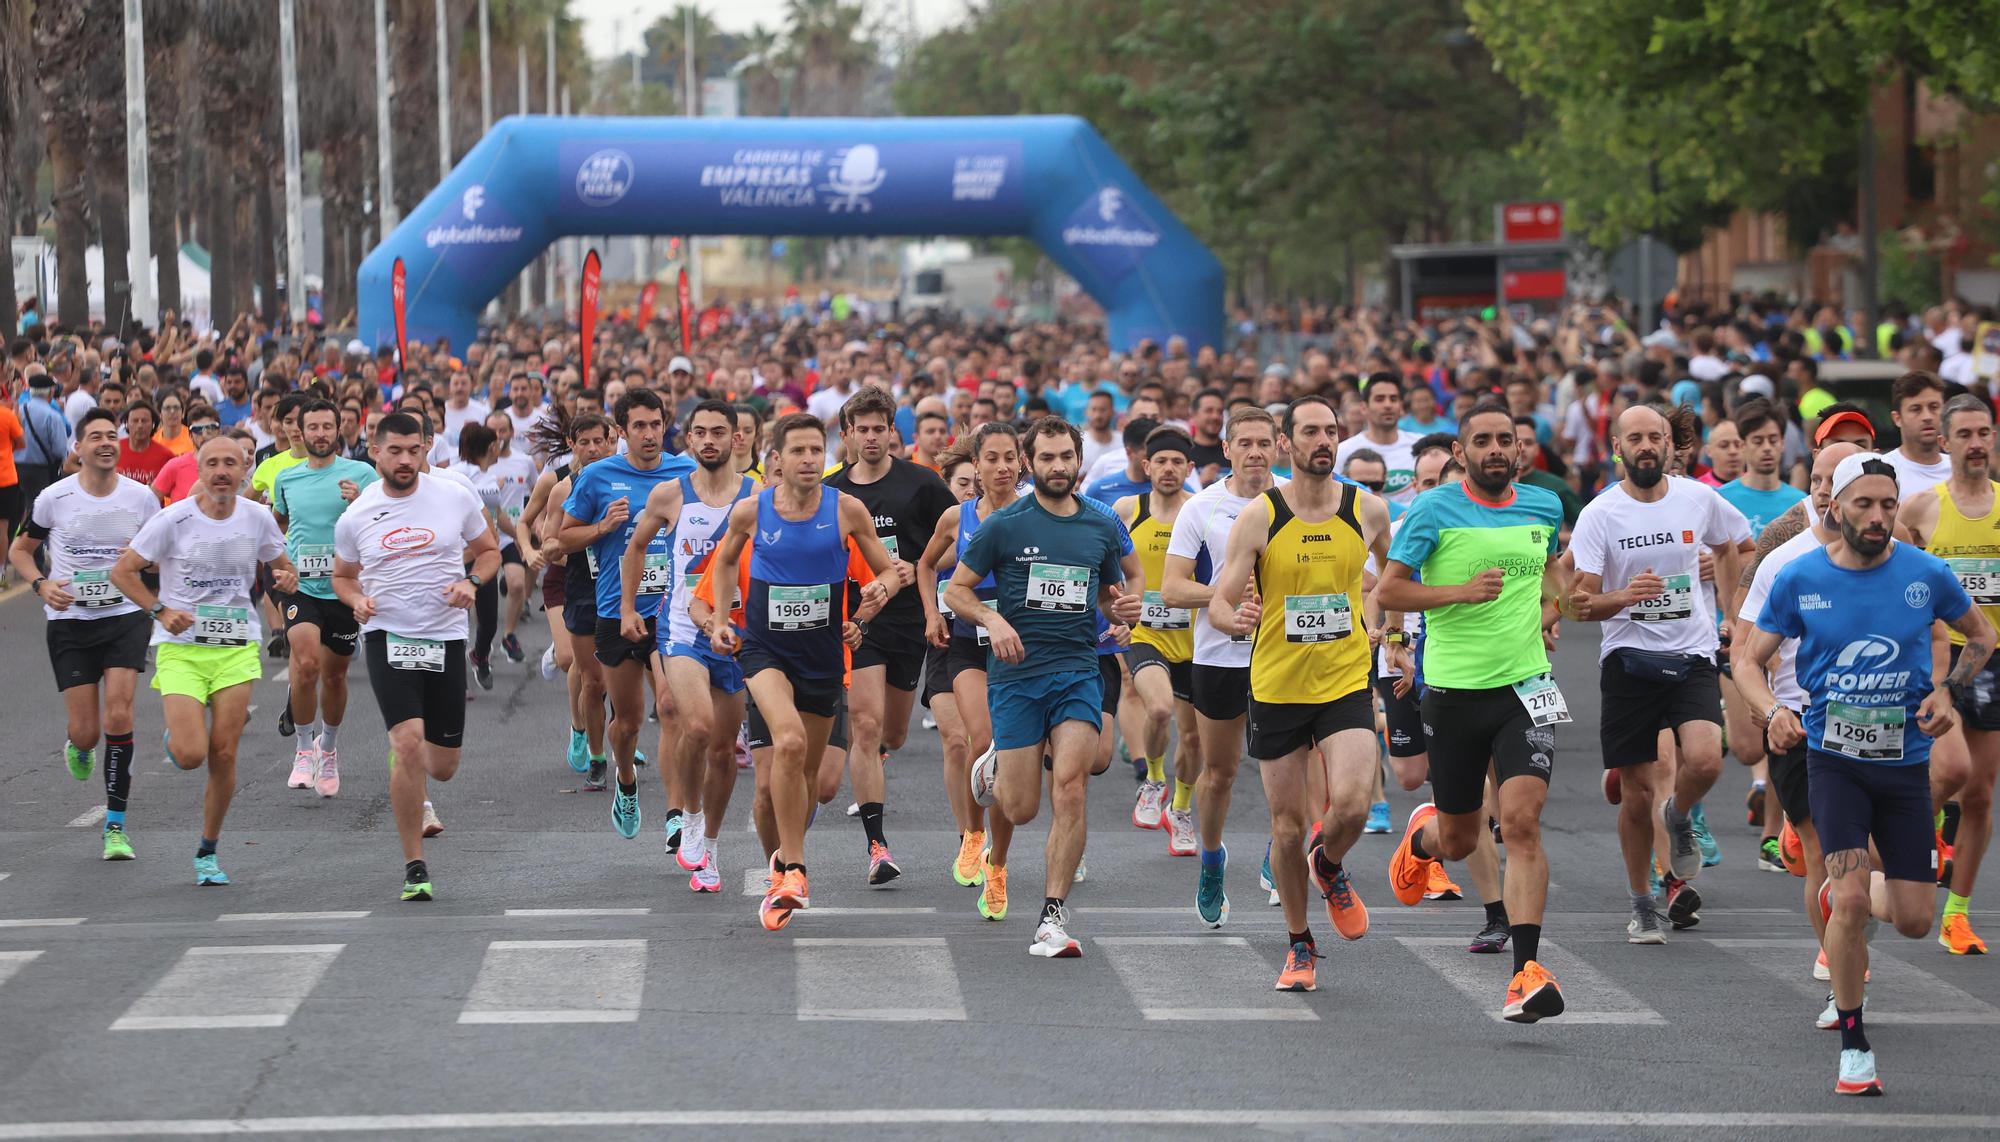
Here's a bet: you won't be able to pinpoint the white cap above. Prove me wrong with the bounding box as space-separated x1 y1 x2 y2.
345 339 368 356
1738 375 1775 400
843 340 870 356
668 356 694 374
1830 451 1896 500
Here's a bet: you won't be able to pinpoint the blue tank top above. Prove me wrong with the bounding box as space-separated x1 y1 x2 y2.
744 486 847 679
950 497 1001 641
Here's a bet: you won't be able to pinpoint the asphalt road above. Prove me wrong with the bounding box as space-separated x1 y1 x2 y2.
2 586 1999 1140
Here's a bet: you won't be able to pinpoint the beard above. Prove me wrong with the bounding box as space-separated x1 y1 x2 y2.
697 448 729 472
1839 514 1891 558
1469 458 1512 497
1627 455 1665 489
305 437 337 459
383 466 419 491
1036 468 1075 498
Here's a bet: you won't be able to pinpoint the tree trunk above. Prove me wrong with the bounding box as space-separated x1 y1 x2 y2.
92 160 132 334
391 0 438 222
207 164 237 325
0 159 14 336
255 169 278 325
147 27 184 317
48 133 90 327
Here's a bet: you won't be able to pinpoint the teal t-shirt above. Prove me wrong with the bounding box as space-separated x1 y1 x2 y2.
1386 481 1563 689
1717 478 1805 541
272 457 380 599
960 494 1131 683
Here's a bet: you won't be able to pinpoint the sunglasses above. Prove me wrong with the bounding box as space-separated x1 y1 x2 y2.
1357 479 1386 492
190 423 221 434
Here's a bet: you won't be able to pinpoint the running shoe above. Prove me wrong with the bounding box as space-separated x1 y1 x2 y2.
1662 795 1701 880
1835 1048 1882 1096
1691 802 1721 867
101 825 134 861
1502 960 1564 1023
634 746 649 767
735 727 752 769
64 742 95 781
566 729 589 774
1817 992 1866 1030
540 644 558 680
471 655 494 691
1196 847 1228 928
969 743 998 807
1259 841 1274 892
1663 875 1701 930
1423 863 1462 901
1132 781 1166 830
278 704 295 737
921 713 938 731
1940 913 1987 955
953 831 986 887
612 788 641 839
422 802 444 837
315 748 340 798
1468 916 1509 954
583 759 609 791
1759 837 1787 873
1029 903 1082 958
1364 801 1392 835
689 851 721 893
758 864 797 932
1389 803 1439 906
1937 830 1955 887
1275 940 1321 992
287 746 315 789
401 870 433 902
1811 948 1867 983
193 853 229 886
1164 807 1197 856
662 809 683 853
1316 856 1369 941
1746 780 1766 827
1781 818 1806 876
266 631 289 659
845 802 860 818
1073 852 1087 884
501 633 524 663
868 840 902 886
774 867 809 910
1602 768 1621 805
678 815 708 869
978 859 1008 920
1627 899 1667 945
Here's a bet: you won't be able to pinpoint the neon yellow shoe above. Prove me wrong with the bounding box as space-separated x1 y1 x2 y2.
101 826 135 861
977 859 1008 921
953 831 986 887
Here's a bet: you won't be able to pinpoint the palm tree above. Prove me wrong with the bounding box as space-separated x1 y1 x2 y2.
784 0 872 117
644 4 726 115
84 0 131 334
301 4 369 324
736 23 787 117
34 0 92 327
197 0 271 324
0 0 35 333
145 0 193 318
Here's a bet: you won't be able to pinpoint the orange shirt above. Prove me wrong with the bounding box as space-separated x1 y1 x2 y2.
690 535 878 684
0 405 21 487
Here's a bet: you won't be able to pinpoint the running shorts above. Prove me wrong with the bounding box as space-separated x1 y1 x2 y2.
663 640 745 695
1763 721 1811 825
1191 663 1250 722
920 640 952 708
945 633 988 685
1374 673 1425 758
1948 643 2000 731
593 615 657 668
1421 682 1555 816
1807 751 1931 882
853 618 924 692
47 611 150 690
1599 651 1722 769
1098 653 1122 716
746 692 849 750
362 631 468 747
541 560 567 611
738 644 843 719
280 592 359 656
1126 642 1193 702
152 642 262 704
991 668 1102 751
1248 689 1375 761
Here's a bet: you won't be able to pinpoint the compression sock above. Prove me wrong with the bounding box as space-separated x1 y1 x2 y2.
859 802 886 848
196 837 218 858
1145 755 1165 782
1407 826 1432 861
1202 846 1227 869
318 722 340 750
1511 923 1542 974
1838 1007 1871 1053
1171 779 1195 812
1484 900 1509 927
103 732 133 818
1289 929 1315 948
1946 892 1972 917
1311 846 1340 882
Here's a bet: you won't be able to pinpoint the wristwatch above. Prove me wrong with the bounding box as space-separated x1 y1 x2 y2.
1384 631 1406 646
465 572 485 589
1765 701 1784 725
30 576 45 597
148 602 166 618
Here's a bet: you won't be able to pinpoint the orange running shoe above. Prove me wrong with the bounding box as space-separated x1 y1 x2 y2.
775 867 810 910
1940 912 1987 955
1275 940 1321 992
758 859 794 932
978 860 1008 921
1780 819 1805 877
952 831 986 887
1423 862 1463 901
1937 831 1956 887
1503 960 1565 1023
1390 803 1439 906
1309 844 1369 940
1813 947 1871 982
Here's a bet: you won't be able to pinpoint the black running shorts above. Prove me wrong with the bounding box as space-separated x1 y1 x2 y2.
362 631 468 748
1421 683 1554 816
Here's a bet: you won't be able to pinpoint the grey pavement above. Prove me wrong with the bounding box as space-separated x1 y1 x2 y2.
2 589 1999 1140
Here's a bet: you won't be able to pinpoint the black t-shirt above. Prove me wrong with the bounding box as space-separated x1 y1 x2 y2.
1187 439 1227 474
825 457 955 628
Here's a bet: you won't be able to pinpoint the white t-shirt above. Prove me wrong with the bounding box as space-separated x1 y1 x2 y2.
333 475 489 643
247 421 276 452
473 452 537 545
64 389 97 427
504 405 547 448
128 496 285 647
1569 475 1751 661
1738 525 1819 711
1165 474 1290 667
807 384 853 425
30 474 161 621
1082 449 1203 494
1885 447 1952 500
1080 429 1119 475
441 399 492 447
1334 428 1421 504
1688 354 1730 382
188 373 224 406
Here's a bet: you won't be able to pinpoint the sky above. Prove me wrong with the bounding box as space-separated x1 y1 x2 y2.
573 0 971 59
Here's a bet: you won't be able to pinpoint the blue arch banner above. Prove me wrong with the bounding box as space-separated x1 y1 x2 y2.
357 115 1224 357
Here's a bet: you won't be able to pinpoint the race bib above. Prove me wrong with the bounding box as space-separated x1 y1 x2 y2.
636 552 672 596
976 624 990 647
295 544 335 582
586 548 600 577
1950 558 2000 607
768 583 831 630
939 593 956 623
386 634 446 672
1630 573 1694 623
192 604 251 647
1512 672 1572 726
1026 563 1090 613
1141 590 1190 631
1284 593 1352 643
880 533 900 561
69 569 123 610
1823 700 1904 761
683 572 704 598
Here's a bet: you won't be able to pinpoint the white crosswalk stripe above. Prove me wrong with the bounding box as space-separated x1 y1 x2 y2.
1096 936 1317 1020
794 937 966 1021
1707 937 2000 1025
458 939 647 1024
0 950 42 990
111 944 345 1031
1399 936 1665 1024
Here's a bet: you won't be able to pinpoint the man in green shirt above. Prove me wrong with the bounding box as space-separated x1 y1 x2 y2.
1512 413 1583 536
271 398 379 798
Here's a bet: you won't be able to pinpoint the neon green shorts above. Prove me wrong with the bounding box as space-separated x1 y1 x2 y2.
152 642 263 704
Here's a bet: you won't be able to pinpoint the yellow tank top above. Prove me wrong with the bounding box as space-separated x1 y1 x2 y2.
1250 484 1371 703
1126 494 1193 661
1928 480 2000 646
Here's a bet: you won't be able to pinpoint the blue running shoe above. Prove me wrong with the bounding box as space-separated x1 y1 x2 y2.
1692 802 1721 867
566 729 589 774
662 808 683 853
1196 846 1229 928
633 746 649 768
1259 840 1274 892
193 853 229 886
612 788 641 839
1365 801 1392 835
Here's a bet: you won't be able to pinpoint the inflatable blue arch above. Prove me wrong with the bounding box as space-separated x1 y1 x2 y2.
357 115 1225 356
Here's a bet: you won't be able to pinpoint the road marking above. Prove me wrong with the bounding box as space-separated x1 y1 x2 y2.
1707 937 2000 1024
219 912 372 922
0 872 12 882
0 918 85 928
458 939 645 1025
503 908 651 917
0 950 42 988
1399 936 1666 1024
6 1108 1996 1137
794 937 965 1022
1095 935 1317 1021
65 806 106 828
805 906 938 916
111 944 344 1032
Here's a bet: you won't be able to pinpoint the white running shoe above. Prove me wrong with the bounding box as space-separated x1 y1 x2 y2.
970 742 999 807
678 813 709 871
1072 852 1087 885
539 644 558 680
1132 781 1166 829
422 801 444 837
1164 807 1197 856
315 748 340 798
921 713 938 730
690 850 721 893
288 746 316 789
1836 1047 1882 1095
1029 904 1082 958
1817 991 1865 1030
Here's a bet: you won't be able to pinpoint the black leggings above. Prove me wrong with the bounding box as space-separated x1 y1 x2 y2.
472 575 498 663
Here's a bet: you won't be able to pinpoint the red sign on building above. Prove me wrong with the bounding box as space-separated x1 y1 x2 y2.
1502 201 1564 244
1502 269 1567 300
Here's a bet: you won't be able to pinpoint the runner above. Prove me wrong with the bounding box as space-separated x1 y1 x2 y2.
1568 406 1752 939
1333 374 1421 504
482 410 539 665
1734 451 1994 1095
702 412 894 931
822 387 953 884
110 435 296 886
1894 393 2000 955
9 408 160 859
1208 396 1391 988
518 410 615 778
1376 399 1571 1022
915 440 987 887
953 415 1141 958
619 399 757 892
558 389 695 841
1880 371 1950 499
1112 427 1197 834
270 398 378 798
332 411 500 901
